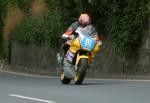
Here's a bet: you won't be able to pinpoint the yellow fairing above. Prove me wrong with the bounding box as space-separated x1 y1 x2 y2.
69 37 100 65
93 43 100 52
69 38 80 53
69 38 100 53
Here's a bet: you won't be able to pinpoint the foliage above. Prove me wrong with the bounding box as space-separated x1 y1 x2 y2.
0 0 7 57
16 0 32 13
45 0 62 7
43 9 68 47
0 0 27 57
0 4 3 56
13 9 67 48
105 0 149 56
1 0 33 13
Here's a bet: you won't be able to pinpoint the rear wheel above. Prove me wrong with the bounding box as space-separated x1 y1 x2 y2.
74 58 88 85
60 70 71 84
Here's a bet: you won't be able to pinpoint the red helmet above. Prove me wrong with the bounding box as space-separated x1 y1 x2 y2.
78 13 91 27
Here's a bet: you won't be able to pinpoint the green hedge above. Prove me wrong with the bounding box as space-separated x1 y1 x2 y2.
16 0 32 13
13 9 68 48
105 0 149 56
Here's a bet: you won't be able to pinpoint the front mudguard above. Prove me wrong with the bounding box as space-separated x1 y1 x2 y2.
75 55 89 66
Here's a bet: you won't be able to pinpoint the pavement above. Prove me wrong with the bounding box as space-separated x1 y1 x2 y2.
0 69 150 103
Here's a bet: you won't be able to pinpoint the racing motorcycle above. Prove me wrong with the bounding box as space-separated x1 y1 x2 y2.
57 29 100 85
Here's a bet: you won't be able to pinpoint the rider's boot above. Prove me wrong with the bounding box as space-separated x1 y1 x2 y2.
56 53 63 71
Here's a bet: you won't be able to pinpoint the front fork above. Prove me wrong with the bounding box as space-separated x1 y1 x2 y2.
75 51 96 70
75 53 89 70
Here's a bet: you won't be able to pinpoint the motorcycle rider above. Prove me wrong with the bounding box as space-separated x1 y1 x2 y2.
62 13 102 55
57 13 102 70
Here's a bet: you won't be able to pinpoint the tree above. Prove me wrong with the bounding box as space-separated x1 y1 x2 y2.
0 0 6 56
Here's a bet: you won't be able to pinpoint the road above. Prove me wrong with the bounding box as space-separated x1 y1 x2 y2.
0 71 150 103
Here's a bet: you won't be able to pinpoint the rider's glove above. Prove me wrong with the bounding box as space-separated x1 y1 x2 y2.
62 34 69 39
97 40 102 46
68 35 74 39
62 34 74 40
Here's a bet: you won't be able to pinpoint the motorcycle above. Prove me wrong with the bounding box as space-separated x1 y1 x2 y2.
57 29 100 85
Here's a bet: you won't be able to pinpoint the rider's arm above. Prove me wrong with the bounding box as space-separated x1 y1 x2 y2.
62 22 78 39
91 26 102 46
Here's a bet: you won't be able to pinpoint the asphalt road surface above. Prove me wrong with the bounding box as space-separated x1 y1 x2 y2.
0 71 150 103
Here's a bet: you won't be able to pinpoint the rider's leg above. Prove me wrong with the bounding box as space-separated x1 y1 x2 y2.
62 43 70 55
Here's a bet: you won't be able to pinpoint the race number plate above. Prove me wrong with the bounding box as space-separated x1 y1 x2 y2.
80 37 96 51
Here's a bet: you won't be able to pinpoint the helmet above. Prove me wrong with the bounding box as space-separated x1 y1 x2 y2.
78 13 91 27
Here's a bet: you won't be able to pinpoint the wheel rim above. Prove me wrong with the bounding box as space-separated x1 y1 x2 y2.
74 63 81 81
75 72 80 81
60 71 65 80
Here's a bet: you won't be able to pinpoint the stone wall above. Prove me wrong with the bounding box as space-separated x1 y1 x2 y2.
11 43 57 72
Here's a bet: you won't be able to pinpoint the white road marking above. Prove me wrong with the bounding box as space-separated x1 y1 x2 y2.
1 69 59 78
8 94 56 103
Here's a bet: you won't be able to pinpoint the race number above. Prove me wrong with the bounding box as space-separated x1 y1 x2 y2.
84 38 92 49
81 37 96 50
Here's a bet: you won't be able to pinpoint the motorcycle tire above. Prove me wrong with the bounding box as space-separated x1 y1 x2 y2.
74 58 88 85
60 70 71 84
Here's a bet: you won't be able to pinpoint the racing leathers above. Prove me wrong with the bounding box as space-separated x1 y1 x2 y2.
62 22 101 41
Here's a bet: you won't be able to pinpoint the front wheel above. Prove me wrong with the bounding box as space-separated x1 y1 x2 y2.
60 70 71 84
74 58 88 85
